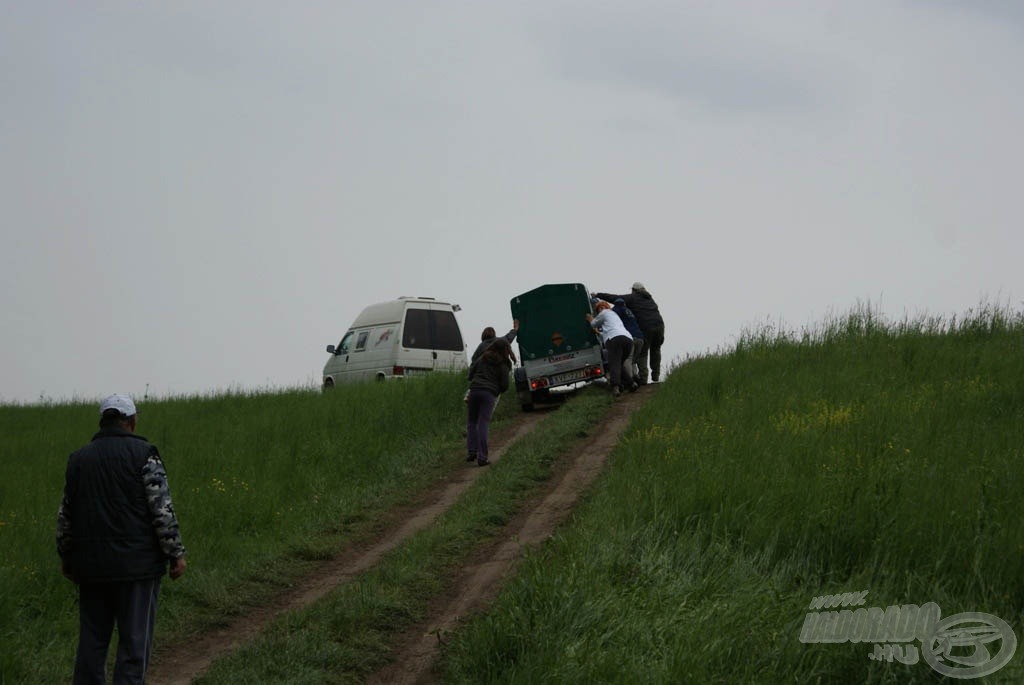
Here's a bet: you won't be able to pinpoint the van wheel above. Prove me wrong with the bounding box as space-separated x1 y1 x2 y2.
322 378 335 391
376 373 386 382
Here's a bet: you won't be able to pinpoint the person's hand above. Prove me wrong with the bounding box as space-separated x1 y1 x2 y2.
585 313 593 323
513 319 520 331
169 557 188 580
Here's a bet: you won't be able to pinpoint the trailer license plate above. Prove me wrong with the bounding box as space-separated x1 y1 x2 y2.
551 370 586 384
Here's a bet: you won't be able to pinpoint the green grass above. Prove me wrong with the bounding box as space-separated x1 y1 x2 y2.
442 304 1024 683
195 387 612 683
7 302 1023 684
0 373 499 683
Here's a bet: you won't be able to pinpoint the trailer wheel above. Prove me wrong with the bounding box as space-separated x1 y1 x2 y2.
518 389 534 412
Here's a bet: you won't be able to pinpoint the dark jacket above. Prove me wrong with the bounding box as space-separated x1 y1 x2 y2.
468 355 511 396
471 328 518 362
613 301 644 339
56 427 184 583
595 291 664 332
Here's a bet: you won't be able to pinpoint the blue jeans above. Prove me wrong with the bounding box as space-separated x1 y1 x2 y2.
74 578 160 685
466 389 498 460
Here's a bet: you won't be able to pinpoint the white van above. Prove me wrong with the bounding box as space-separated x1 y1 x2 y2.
322 297 468 387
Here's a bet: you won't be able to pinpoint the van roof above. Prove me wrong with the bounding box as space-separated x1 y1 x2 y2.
350 297 455 329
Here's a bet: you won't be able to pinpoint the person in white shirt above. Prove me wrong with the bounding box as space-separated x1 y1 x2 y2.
586 300 637 397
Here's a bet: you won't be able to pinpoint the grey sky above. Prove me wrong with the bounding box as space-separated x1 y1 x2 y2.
2 1 1020 404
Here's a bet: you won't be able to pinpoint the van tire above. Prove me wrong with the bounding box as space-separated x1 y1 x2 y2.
322 378 335 391
376 373 386 382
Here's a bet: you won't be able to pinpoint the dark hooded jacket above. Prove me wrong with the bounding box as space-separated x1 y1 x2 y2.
468 354 511 396
612 300 644 339
471 328 518 362
595 290 664 333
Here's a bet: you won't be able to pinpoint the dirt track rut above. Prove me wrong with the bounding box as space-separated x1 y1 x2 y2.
148 387 650 684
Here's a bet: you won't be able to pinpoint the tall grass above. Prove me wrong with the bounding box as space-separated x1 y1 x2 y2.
444 304 1024 683
196 388 612 683
0 373 480 683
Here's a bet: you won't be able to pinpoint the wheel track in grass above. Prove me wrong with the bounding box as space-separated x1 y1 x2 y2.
146 408 550 684
365 385 653 684
147 385 653 684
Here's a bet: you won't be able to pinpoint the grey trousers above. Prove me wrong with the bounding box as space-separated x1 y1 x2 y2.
631 337 644 380
74 578 160 685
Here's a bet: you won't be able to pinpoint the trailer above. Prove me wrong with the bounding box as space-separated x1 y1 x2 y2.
510 283 606 411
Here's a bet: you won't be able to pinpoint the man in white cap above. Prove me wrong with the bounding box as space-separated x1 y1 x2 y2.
592 282 666 383
57 393 187 684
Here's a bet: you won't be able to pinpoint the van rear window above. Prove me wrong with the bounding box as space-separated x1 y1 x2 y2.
403 310 464 351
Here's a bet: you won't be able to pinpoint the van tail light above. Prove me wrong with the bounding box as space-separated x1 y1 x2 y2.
586 366 603 377
530 378 550 390
393 366 404 376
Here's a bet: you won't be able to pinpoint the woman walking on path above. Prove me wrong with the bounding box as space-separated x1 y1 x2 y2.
466 338 512 466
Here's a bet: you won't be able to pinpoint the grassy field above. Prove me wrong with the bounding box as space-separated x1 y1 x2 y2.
0 373 515 683
4 304 1022 683
443 304 1024 683
196 387 612 683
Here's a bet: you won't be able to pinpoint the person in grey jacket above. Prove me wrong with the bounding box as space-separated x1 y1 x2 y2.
465 338 512 466
593 282 665 383
56 394 186 685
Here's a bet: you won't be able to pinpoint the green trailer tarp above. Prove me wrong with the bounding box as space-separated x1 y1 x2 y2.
510 283 601 360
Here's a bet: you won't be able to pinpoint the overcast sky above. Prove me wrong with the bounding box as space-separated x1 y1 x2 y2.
2 1 1021 404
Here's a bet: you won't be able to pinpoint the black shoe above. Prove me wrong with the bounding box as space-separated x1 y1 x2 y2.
466 454 478 462
629 383 639 392
477 457 490 467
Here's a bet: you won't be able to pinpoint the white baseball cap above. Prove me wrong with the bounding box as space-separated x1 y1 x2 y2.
99 393 137 417
632 281 646 291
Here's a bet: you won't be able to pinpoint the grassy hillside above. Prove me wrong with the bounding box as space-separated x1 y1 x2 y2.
5 304 1021 683
0 373 489 683
443 304 1024 683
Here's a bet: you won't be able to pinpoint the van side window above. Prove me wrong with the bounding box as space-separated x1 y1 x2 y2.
354 331 370 352
402 310 465 351
338 331 354 354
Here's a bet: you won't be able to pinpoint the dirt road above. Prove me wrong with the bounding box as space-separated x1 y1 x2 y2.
148 387 651 684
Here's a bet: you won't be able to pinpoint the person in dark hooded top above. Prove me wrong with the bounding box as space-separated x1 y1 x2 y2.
465 338 512 466
612 298 644 382
471 319 519 363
